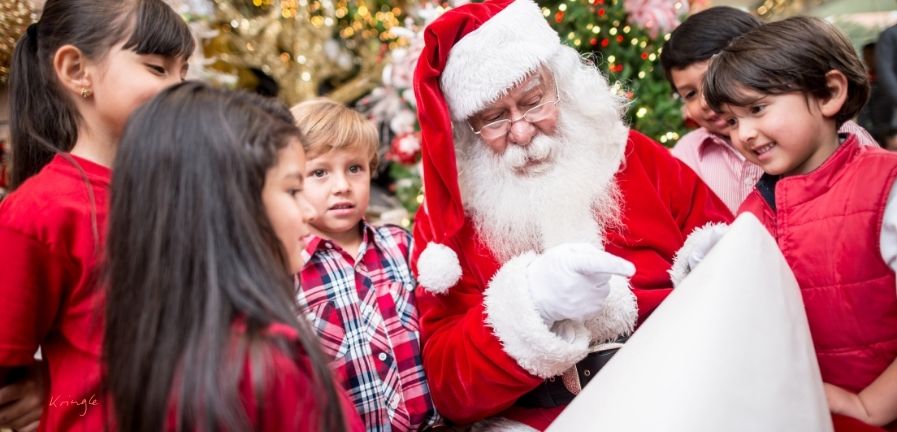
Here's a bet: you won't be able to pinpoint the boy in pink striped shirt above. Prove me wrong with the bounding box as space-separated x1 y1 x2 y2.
661 7 876 213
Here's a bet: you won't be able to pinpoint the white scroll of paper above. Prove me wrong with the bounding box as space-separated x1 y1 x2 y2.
547 213 832 432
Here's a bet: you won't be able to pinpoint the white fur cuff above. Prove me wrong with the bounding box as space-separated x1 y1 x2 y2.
483 253 591 378
583 275 638 343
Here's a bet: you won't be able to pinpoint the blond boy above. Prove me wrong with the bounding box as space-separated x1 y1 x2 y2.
291 99 439 431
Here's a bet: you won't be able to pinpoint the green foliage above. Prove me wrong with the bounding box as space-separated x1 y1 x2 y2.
539 0 687 146
388 162 423 220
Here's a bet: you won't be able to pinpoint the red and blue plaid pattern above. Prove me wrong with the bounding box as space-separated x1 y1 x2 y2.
298 223 439 431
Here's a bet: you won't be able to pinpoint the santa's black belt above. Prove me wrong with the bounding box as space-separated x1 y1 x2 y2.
516 336 628 408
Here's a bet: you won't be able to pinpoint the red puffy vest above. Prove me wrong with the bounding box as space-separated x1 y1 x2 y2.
740 136 897 392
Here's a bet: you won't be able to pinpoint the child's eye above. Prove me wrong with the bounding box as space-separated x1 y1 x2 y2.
146 64 166 75
311 169 326 178
681 90 696 101
726 117 738 127
288 188 303 197
750 104 765 115
348 164 364 174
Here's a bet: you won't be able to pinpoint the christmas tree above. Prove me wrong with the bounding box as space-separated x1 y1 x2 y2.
540 0 689 145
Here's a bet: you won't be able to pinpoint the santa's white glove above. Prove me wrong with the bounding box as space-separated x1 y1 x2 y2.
685 224 729 273
526 243 635 325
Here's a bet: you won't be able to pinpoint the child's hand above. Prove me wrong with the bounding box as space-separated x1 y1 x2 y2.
825 382 872 424
670 222 729 286
0 362 47 432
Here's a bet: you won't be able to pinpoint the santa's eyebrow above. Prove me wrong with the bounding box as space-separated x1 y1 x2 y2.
520 75 542 93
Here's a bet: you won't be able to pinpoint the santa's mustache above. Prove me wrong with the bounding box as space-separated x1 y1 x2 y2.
501 136 553 172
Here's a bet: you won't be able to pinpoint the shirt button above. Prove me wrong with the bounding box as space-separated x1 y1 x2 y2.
378 352 388 362
389 395 400 409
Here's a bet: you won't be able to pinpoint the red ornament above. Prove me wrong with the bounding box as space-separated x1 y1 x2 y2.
601 38 609 47
387 132 421 165
590 38 598 46
641 52 649 60
613 64 624 73
555 10 564 23
597 8 606 17
616 35 624 43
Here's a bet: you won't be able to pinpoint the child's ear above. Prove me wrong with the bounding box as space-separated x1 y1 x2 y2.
53 44 92 98
819 69 848 118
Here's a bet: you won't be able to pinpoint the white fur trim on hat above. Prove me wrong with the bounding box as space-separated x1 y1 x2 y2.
417 242 462 295
669 222 730 287
583 275 638 344
441 0 561 121
483 252 590 379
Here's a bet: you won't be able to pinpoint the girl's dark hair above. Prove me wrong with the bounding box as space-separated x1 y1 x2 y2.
704 16 869 126
8 0 194 190
660 6 761 85
104 82 344 432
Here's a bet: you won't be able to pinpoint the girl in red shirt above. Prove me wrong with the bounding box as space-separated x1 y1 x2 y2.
103 82 363 432
0 1 192 431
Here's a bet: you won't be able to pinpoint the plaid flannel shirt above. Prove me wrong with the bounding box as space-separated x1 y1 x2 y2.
297 223 439 432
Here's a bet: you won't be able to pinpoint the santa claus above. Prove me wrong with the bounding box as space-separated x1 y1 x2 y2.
410 0 732 429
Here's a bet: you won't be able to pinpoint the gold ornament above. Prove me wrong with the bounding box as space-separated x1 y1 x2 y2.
0 0 35 85
205 0 396 105
755 0 823 19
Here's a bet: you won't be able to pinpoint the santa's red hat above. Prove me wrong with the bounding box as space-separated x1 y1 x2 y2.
413 0 562 293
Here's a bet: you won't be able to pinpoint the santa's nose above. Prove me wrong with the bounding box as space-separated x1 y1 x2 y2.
507 119 537 147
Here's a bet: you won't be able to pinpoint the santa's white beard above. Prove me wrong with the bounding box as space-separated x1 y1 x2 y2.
457 104 628 263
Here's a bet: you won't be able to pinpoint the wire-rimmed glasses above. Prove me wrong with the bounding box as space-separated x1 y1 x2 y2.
470 84 560 141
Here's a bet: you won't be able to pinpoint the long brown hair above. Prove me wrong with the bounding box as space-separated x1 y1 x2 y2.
104 82 346 432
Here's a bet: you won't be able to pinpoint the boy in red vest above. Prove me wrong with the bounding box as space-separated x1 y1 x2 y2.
704 17 897 430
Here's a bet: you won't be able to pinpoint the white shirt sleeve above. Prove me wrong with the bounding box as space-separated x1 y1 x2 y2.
880 180 897 274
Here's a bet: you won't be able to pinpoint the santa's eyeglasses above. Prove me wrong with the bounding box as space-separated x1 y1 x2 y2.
470 83 560 141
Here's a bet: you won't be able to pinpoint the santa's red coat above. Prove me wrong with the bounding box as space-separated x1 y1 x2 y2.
411 130 732 429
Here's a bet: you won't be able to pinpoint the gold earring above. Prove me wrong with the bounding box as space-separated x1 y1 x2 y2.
80 88 92 98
